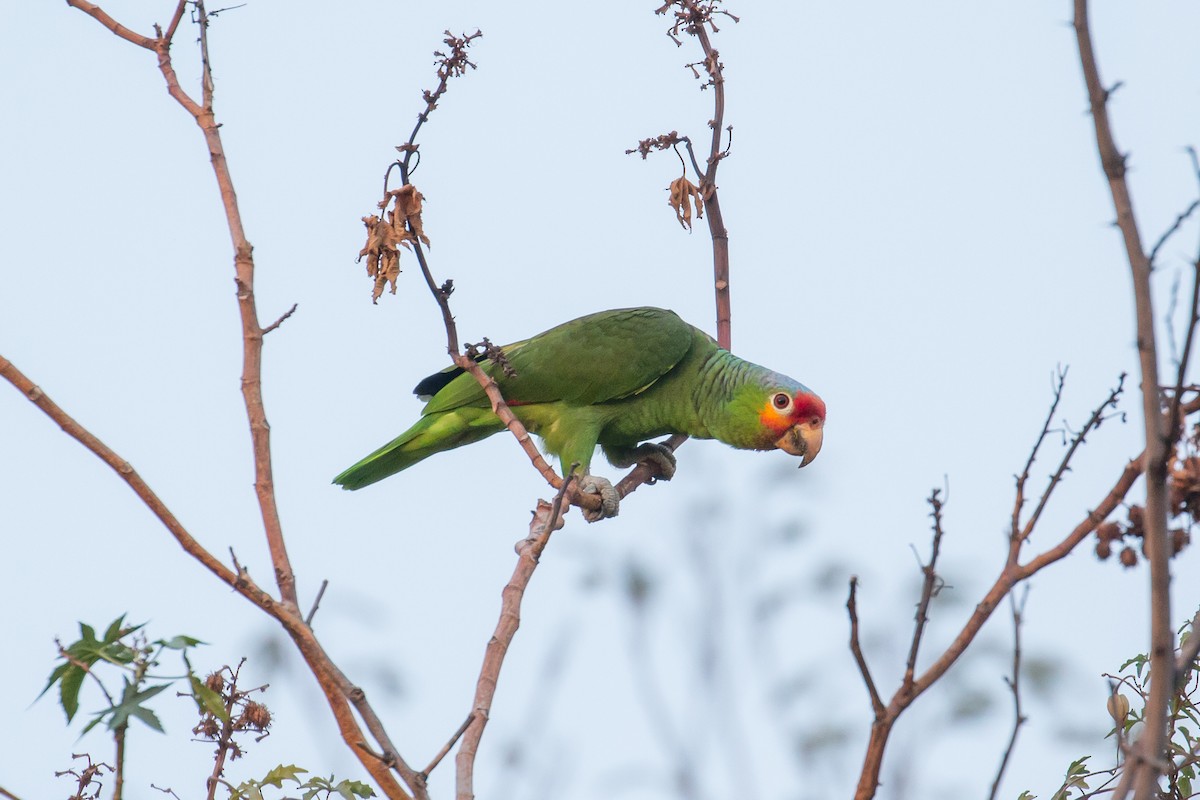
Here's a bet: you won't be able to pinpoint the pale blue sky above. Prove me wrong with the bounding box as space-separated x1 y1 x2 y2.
4 2 1200 799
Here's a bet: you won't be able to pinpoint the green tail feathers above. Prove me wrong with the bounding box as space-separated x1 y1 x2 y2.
333 407 504 490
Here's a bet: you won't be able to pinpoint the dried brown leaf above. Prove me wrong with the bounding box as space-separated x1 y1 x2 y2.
392 184 430 246
668 175 704 231
359 214 404 304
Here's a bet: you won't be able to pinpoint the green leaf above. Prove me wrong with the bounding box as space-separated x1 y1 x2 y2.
103 615 128 643
259 764 308 789
334 779 375 799
127 704 164 733
1017 792 1037 800
1179 774 1192 797
38 661 70 700
105 680 170 732
1120 653 1149 679
231 782 265 800
189 674 230 723
157 635 205 651
59 661 86 723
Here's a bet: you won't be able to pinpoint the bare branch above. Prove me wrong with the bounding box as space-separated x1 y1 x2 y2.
1074 5 1173 797
1148 198 1200 268
1018 374 1126 546
63 0 157 49
455 473 576 800
1011 366 1068 545
847 577 885 718
421 713 474 780
850 392 1200 800
262 303 299 336
1167 263 1200 442
988 588 1030 800
305 579 329 628
902 488 948 694
1177 606 1200 689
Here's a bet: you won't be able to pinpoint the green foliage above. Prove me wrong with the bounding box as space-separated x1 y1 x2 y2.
81 680 169 735
228 765 376 800
1038 607 1200 799
39 614 208 736
1050 757 1092 800
41 616 375 800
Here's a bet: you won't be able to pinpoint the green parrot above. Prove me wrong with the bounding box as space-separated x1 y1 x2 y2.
333 307 825 520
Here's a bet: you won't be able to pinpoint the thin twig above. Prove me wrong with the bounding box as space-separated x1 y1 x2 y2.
1177 606 1200 690
305 579 329 627
0 787 23 800
421 713 474 779
846 577 885 717
988 587 1030 800
1166 261 1200 443
262 303 298 336
902 488 948 694
1018 374 1126 545
1148 198 1200 268
1011 367 1069 545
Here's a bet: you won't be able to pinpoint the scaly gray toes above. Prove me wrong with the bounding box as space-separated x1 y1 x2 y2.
579 475 620 522
608 442 676 482
637 442 677 482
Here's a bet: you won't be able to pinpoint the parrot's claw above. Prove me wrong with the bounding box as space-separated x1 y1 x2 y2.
606 442 677 482
579 475 620 523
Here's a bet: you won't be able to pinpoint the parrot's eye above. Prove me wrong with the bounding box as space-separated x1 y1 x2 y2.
772 392 793 412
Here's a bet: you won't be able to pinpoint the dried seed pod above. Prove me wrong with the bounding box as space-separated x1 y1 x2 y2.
1106 692 1130 724
1126 505 1145 538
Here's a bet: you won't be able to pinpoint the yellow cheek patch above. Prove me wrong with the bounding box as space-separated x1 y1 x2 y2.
758 402 791 433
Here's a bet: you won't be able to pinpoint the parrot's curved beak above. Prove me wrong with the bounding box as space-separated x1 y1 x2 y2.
775 418 824 467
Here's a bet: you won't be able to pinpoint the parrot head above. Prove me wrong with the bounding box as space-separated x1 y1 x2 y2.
758 387 825 467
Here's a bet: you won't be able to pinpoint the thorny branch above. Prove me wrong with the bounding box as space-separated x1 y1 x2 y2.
903 488 948 693
1074 3 1172 798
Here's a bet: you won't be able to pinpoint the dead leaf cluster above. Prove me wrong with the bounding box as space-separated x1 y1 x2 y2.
420 29 482 123
657 0 740 46
357 184 430 303
1094 502 1191 567
668 174 704 230
1170 455 1200 519
626 130 682 160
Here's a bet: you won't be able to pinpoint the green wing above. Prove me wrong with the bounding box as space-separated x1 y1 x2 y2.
422 307 694 413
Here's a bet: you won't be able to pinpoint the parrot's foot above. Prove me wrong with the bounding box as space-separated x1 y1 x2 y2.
605 442 677 483
579 475 620 523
